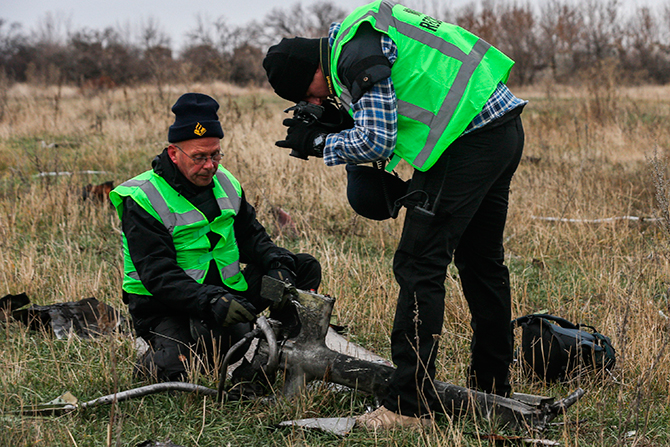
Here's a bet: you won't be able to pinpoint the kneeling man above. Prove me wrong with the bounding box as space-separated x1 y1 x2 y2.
110 93 321 381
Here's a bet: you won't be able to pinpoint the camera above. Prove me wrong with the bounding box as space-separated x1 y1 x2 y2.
283 101 325 125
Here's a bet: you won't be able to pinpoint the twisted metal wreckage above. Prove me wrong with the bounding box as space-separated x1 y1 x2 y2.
4 279 584 438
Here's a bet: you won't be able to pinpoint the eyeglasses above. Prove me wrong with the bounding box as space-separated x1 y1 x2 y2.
173 144 223 165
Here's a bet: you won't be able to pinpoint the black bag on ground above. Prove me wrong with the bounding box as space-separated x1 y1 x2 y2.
511 314 616 382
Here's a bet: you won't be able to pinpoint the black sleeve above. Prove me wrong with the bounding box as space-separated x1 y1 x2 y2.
122 198 225 319
233 190 295 271
337 22 392 103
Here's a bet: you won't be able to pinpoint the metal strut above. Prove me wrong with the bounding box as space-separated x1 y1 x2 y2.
256 277 586 431
216 315 278 402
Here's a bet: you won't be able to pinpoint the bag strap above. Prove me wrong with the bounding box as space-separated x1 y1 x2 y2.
512 314 605 339
535 314 603 334
511 315 529 328
512 313 579 330
533 314 580 329
373 160 398 219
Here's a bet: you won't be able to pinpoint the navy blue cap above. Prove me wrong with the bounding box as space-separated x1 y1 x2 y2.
168 93 224 143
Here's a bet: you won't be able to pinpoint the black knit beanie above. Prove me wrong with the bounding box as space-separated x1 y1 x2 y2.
263 37 320 103
168 93 224 143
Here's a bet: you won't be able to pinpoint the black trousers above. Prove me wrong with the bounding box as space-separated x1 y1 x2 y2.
136 253 321 381
382 115 525 416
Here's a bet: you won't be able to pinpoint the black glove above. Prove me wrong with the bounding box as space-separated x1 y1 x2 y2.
211 294 256 327
267 261 297 310
267 261 296 286
276 117 328 160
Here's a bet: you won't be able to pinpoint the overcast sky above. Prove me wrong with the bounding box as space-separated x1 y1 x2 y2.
1 0 371 50
0 0 660 51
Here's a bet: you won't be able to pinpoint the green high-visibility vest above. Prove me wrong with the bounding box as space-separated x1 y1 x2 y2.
331 0 515 171
109 168 248 296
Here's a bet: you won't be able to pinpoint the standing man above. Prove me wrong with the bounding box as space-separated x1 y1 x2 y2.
263 0 526 429
110 93 321 382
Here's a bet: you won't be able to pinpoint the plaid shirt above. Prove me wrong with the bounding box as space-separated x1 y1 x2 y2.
323 23 527 167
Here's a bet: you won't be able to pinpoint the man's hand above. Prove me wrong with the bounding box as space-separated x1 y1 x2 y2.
211 294 256 327
276 118 327 160
268 261 296 286
267 261 296 310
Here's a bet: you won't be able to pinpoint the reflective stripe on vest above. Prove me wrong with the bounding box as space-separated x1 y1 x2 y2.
111 168 246 294
118 171 241 236
331 0 513 171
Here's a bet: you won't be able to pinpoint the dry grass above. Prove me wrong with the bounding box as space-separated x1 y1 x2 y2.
0 78 669 446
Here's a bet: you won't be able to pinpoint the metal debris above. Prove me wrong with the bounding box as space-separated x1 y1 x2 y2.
5 295 127 339
278 417 357 436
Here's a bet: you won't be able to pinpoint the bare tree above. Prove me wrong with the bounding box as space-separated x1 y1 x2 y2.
181 15 226 81
140 17 171 50
212 18 249 56
309 1 348 36
455 0 500 47
0 20 29 81
580 0 622 63
264 4 311 38
262 1 347 41
24 12 72 85
402 0 454 22
4 0 670 88
137 17 174 93
32 11 71 46
623 6 670 83
181 14 254 82
229 43 267 86
185 13 216 48
497 2 544 86
538 0 584 81
180 44 227 82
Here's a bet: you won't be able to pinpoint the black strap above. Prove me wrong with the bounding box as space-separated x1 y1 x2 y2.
373 160 398 219
392 155 451 218
319 37 334 97
512 313 580 330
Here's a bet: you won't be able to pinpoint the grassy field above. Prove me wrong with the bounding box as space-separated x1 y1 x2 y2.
0 78 669 446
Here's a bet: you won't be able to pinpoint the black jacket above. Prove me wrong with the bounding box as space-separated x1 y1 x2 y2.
121 149 293 336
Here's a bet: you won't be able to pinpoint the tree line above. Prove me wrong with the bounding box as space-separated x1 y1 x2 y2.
1 0 670 89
